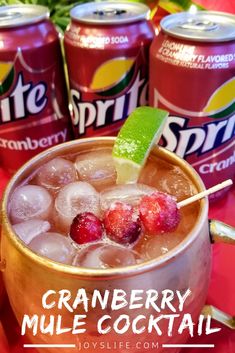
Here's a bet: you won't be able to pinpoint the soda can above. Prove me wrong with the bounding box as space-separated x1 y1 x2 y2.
64 1 154 138
0 5 72 173
149 11 235 201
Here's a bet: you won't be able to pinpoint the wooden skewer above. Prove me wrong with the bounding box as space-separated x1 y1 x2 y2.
177 179 233 208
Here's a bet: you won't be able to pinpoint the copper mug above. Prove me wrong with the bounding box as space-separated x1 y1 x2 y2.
0 137 234 353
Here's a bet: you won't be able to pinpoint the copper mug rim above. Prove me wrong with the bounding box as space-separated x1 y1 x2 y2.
1 137 208 279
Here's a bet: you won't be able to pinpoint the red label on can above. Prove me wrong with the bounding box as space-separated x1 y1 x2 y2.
149 34 235 199
64 19 154 138
0 20 71 173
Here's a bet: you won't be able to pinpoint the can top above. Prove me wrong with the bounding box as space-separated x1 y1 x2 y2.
161 11 235 42
0 5 49 28
70 1 150 25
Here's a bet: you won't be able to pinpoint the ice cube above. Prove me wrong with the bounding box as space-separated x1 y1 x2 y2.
9 185 53 224
140 159 196 201
157 166 196 201
35 157 77 193
100 183 156 210
13 219 51 244
54 181 100 233
73 243 141 269
138 233 182 261
75 149 116 191
28 232 75 264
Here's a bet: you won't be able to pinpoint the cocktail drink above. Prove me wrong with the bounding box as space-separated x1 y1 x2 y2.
1 109 211 352
9 145 200 267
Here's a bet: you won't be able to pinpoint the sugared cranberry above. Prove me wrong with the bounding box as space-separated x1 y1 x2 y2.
104 202 142 245
139 191 180 235
70 212 103 245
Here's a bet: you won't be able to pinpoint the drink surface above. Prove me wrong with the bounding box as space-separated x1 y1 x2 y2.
0 5 72 173
149 11 235 200
8 146 200 268
64 1 154 138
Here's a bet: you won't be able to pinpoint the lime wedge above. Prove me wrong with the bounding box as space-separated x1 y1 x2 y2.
112 106 169 184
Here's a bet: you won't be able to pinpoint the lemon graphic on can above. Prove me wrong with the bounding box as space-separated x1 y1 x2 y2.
203 77 235 119
90 57 135 97
0 61 14 96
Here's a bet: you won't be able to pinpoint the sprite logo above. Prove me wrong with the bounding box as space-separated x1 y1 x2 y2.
90 57 135 96
0 61 15 96
203 77 235 119
153 78 235 158
154 77 235 120
0 56 48 124
71 57 148 135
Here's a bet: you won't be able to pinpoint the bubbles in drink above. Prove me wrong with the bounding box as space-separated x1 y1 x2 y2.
73 243 141 269
10 185 53 224
36 157 77 193
100 183 156 210
28 232 75 264
54 181 100 233
13 219 51 244
75 149 116 191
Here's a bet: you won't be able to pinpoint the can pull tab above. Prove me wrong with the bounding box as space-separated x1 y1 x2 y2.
179 19 219 32
0 11 21 21
94 8 126 17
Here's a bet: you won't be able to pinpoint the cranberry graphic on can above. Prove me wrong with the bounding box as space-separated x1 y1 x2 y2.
0 5 72 173
149 11 235 201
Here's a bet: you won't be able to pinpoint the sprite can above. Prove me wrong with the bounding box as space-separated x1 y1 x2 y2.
64 1 154 138
149 11 235 201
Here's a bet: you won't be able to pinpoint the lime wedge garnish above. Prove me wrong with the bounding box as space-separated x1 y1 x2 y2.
112 106 169 184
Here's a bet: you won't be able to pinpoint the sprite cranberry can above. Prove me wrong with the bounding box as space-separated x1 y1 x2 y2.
149 11 235 201
64 1 154 138
0 5 72 173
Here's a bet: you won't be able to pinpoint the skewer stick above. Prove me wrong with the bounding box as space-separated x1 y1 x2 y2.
177 179 233 208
